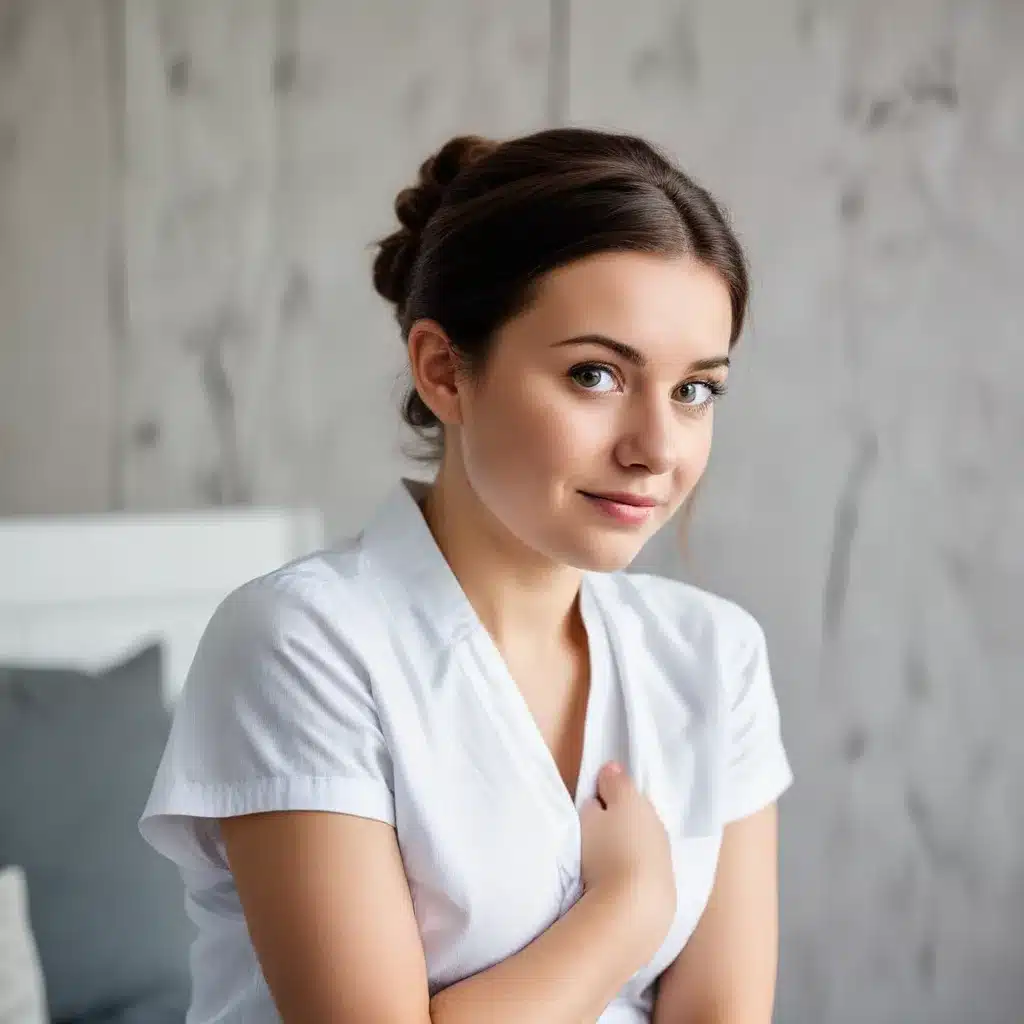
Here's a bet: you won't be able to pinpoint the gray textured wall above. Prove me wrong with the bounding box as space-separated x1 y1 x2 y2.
1 2 1021 1022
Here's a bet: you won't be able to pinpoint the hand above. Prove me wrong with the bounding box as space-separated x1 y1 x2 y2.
579 762 677 954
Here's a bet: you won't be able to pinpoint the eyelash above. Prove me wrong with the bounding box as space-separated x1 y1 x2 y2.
567 362 728 414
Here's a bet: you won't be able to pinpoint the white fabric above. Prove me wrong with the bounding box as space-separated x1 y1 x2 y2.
0 866 48 1024
140 479 793 1024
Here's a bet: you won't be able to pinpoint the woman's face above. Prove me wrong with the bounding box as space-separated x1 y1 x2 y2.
454 251 735 573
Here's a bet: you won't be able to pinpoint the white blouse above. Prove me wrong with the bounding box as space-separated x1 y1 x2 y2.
140 478 793 1024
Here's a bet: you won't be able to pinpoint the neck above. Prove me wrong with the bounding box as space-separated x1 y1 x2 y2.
421 458 583 655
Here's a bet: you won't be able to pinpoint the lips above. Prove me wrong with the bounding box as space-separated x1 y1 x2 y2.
579 490 662 525
581 491 660 507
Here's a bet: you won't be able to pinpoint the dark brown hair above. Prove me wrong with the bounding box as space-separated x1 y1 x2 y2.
373 127 749 460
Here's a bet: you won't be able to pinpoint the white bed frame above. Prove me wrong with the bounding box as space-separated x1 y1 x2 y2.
0 507 324 703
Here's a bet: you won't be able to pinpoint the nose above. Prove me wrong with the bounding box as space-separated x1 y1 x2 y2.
613 394 676 476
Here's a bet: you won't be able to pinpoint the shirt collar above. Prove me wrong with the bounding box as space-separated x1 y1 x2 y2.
359 478 612 645
359 477 476 641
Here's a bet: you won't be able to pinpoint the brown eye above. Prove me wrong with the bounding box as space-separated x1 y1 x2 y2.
675 381 721 407
570 364 618 392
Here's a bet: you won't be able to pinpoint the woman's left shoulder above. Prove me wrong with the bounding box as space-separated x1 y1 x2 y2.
592 572 792 833
592 570 766 658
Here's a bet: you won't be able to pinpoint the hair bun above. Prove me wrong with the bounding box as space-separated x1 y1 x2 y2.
373 134 498 317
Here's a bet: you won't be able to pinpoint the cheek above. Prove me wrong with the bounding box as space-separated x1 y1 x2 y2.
690 420 714 470
464 375 601 480
675 418 715 492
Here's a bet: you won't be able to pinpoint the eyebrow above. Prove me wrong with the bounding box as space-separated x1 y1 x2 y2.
551 334 730 373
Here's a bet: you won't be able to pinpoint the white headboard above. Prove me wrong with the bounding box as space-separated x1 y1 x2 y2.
0 507 324 703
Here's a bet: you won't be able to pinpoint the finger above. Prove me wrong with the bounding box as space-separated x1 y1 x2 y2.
596 761 628 806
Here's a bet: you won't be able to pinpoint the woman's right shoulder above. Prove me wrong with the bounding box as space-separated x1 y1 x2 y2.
195 535 386 666
140 535 401 871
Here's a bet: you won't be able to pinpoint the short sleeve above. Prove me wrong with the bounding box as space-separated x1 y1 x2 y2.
721 614 793 824
139 575 395 872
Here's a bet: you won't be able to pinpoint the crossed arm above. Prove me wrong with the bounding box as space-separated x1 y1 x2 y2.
219 801 779 1023
654 803 780 1023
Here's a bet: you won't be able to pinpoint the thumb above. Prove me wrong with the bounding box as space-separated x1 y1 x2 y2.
596 761 629 807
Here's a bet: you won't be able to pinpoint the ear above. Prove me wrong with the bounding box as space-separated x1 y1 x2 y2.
407 319 464 426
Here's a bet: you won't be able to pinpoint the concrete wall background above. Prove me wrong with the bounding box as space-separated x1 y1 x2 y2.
1 2 1021 1021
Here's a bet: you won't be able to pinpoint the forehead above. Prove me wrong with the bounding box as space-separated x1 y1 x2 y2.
511 251 734 360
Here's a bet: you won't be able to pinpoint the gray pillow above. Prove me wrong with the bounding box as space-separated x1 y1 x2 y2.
0 645 191 1022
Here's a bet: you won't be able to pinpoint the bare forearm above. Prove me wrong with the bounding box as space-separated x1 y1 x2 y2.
429 888 654 1024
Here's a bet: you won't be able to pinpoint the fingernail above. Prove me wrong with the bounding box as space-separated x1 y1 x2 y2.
606 761 622 775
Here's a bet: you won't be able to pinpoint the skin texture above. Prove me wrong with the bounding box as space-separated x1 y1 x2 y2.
220 251 781 1023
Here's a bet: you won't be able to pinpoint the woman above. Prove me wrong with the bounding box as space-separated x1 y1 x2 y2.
141 128 793 1023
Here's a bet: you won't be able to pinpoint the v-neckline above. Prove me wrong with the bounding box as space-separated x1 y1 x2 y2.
467 576 607 815
367 481 609 819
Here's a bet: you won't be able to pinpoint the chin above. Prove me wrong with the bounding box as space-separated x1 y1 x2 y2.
560 536 648 574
